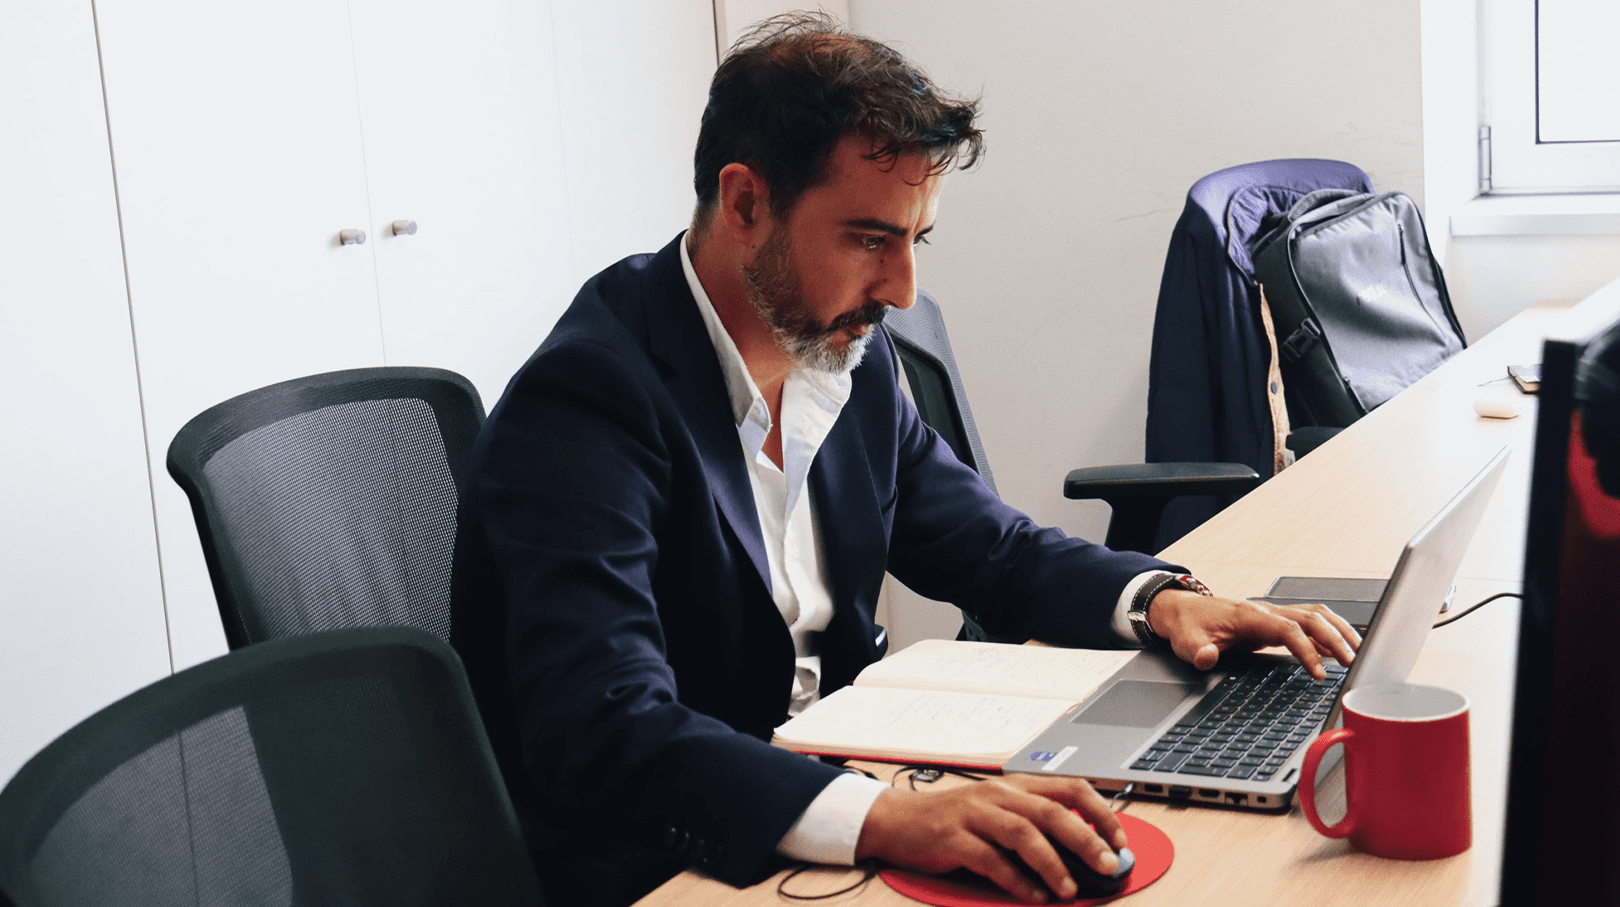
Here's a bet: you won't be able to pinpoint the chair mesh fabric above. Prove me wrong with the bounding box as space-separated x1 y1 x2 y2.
202 397 456 642
168 368 484 649
0 627 544 907
883 290 998 496
884 291 1016 642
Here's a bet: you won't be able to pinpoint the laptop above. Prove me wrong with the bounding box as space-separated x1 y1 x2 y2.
1003 444 1510 810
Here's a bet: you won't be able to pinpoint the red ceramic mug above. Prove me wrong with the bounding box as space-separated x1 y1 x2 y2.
1299 682 1471 860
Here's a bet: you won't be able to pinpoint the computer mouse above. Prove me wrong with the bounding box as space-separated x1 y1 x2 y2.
1474 397 1521 419
1001 838 1135 901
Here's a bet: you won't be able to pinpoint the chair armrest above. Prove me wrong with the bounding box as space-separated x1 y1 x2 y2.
1064 462 1261 501
1285 426 1341 458
1064 462 1262 554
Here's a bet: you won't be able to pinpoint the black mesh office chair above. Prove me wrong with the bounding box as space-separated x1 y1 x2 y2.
885 290 999 495
885 291 1258 558
168 367 485 648
0 626 544 906
885 291 1256 642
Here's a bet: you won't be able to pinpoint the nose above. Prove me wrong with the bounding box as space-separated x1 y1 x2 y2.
877 244 917 311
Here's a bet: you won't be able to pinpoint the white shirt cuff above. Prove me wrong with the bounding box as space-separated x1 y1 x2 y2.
775 771 888 865
1112 570 1175 645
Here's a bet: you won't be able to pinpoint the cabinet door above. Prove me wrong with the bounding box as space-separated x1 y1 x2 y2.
96 0 388 669
352 0 717 410
0 1 169 783
348 0 577 407
551 0 717 287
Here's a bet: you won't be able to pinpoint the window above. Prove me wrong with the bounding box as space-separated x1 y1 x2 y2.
1482 0 1620 193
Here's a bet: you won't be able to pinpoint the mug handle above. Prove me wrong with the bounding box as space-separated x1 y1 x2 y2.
1299 728 1357 838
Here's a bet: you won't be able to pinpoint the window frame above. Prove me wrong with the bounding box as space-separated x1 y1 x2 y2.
1482 0 1620 194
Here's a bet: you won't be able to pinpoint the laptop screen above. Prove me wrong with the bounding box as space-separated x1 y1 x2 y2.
1334 444 1510 702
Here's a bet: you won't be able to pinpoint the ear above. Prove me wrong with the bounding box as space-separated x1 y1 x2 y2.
716 162 773 245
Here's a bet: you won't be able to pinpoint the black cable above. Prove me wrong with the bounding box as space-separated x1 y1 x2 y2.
776 860 881 901
893 764 988 790
776 767 1132 898
1432 591 1521 627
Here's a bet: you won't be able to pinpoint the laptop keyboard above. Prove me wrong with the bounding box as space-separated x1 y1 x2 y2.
1128 661 1350 781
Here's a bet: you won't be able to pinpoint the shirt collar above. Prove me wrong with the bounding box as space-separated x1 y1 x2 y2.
681 233 770 435
679 233 853 457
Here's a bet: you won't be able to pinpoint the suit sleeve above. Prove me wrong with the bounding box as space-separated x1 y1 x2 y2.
877 334 1180 646
465 336 844 886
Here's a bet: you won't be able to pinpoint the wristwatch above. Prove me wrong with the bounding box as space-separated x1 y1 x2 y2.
1127 572 1212 647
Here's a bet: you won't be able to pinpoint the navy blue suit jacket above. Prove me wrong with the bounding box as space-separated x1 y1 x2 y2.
451 234 1173 903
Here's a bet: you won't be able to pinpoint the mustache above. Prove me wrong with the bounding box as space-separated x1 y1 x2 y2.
825 304 890 333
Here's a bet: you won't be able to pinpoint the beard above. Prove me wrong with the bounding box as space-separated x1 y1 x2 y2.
742 226 888 375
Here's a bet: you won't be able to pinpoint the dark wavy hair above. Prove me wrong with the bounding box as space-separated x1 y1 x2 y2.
691 13 983 234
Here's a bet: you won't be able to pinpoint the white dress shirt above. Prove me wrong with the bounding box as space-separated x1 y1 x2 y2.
678 234 1155 866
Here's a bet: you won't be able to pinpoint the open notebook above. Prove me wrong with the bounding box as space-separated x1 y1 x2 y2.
771 640 1134 768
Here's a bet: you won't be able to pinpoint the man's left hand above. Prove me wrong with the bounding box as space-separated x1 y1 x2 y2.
1148 590 1360 680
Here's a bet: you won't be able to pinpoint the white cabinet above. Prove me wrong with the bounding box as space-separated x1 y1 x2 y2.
93 0 717 670
0 0 717 781
95 0 393 669
0 1 170 784
347 0 577 407
353 0 717 408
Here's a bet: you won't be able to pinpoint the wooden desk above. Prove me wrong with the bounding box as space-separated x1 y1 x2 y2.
636 301 1574 907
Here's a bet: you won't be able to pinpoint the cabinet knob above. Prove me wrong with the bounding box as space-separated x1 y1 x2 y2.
391 219 418 236
339 228 367 245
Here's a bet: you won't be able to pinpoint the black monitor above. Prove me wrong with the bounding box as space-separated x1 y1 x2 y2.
1501 294 1620 905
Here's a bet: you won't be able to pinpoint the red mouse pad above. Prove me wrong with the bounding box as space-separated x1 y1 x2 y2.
879 812 1173 906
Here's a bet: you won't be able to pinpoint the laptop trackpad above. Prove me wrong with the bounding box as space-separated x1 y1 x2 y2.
1072 680 1198 727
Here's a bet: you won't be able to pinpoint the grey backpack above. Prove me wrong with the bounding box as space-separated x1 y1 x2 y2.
1250 189 1465 429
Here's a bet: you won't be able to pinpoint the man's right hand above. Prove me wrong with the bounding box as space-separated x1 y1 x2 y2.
853 774 1126 904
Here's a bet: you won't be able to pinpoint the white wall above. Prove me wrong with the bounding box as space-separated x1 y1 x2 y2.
1419 0 1481 273
715 0 849 52
1447 233 1620 339
851 1 1431 645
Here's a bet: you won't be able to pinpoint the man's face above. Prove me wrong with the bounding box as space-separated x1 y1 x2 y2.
743 135 943 374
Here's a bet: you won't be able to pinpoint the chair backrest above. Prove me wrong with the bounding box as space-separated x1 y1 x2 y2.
883 289 998 496
1145 159 1373 546
0 627 544 907
885 290 1015 641
168 367 485 648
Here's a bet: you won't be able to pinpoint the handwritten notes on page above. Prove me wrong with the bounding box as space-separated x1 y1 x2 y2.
853 639 1135 703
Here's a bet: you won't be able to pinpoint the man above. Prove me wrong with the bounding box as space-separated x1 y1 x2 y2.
450 14 1358 906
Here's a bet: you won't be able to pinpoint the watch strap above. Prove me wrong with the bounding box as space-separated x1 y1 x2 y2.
1128 572 1212 647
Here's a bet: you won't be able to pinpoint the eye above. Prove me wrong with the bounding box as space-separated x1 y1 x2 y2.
861 235 887 251
913 234 932 247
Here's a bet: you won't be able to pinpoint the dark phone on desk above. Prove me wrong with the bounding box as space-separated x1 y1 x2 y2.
1258 576 1455 633
1509 363 1541 394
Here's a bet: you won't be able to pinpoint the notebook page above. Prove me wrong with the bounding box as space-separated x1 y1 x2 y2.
853 639 1134 703
771 686 1076 764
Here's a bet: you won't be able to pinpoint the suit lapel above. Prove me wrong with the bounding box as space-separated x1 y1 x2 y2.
809 409 888 688
641 237 773 598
